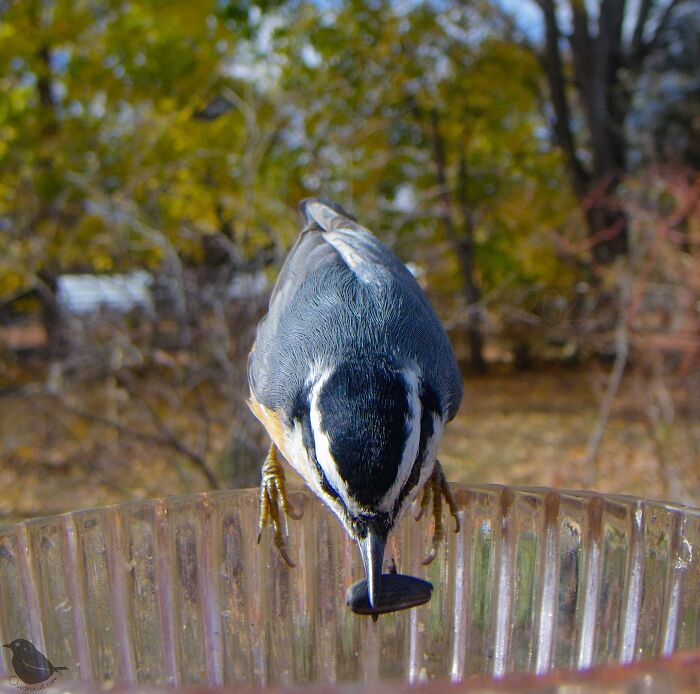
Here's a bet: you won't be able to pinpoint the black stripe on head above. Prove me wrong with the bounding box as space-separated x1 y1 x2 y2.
317 359 410 508
391 383 442 519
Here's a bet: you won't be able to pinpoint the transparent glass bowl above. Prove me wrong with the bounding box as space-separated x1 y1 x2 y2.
1 485 699 691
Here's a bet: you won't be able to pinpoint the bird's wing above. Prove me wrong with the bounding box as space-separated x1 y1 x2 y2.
21 660 49 671
249 199 463 421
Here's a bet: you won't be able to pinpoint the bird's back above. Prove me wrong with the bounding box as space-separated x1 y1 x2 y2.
249 199 462 422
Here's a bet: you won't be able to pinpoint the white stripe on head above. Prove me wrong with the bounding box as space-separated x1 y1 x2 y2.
281 421 318 491
306 364 444 524
377 369 422 514
275 372 356 536
388 412 446 521
287 418 356 535
308 368 363 516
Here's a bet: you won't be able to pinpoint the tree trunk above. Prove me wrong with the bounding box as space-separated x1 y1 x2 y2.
34 28 66 357
452 238 487 373
36 269 67 358
455 150 486 373
537 0 631 266
585 179 629 264
427 108 487 373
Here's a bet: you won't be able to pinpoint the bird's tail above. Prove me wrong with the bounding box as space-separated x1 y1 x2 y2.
299 198 357 232
52 666 68 672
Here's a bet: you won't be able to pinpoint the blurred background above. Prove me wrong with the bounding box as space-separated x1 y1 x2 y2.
0 0 698 523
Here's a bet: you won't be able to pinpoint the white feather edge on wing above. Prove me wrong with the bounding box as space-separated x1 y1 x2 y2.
302 200 397 284
303 200 336 229
322 229 391 285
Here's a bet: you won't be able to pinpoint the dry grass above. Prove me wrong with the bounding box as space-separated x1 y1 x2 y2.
1 364 698 526
441 366 700 506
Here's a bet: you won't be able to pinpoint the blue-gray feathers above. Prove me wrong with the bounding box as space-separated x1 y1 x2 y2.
248 199 463 425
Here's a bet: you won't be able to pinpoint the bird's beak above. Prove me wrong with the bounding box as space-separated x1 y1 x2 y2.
358 525 385 609
2 644 9 649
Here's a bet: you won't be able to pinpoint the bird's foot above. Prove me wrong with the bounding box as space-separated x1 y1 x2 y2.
257 443 302 567
415 461 461 565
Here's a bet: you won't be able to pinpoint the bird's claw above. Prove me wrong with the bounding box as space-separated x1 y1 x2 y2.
416 461 460 565
422 543 439 566
414 485 431 522
258 444 300 567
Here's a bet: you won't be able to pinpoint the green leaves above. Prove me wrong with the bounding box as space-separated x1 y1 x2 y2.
0 0 576 324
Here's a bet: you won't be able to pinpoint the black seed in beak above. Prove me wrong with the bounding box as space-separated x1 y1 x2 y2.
346 573 433 617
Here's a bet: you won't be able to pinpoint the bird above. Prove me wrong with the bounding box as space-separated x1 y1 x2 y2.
3 639 68 685
248 198 463 609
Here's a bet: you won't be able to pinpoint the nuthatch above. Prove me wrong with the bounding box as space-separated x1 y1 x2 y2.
248 199 462 610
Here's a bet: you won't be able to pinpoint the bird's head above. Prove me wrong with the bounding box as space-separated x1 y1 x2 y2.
3 639 33 655
291 356 443 607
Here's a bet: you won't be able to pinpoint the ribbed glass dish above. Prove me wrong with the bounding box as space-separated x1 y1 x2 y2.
1 485 699 691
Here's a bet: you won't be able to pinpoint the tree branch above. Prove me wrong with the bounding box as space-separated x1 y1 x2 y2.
630 0 654 62
585 279 630 484
637 0 686 63
424 106 459 243
536 0 591 197
48 393 221 490
116 374 221 489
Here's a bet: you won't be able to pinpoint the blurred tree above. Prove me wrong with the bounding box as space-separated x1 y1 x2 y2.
528 0 691 267
8 0 682 373
630 3 700 169
0 0 301 351
274 0 574 371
